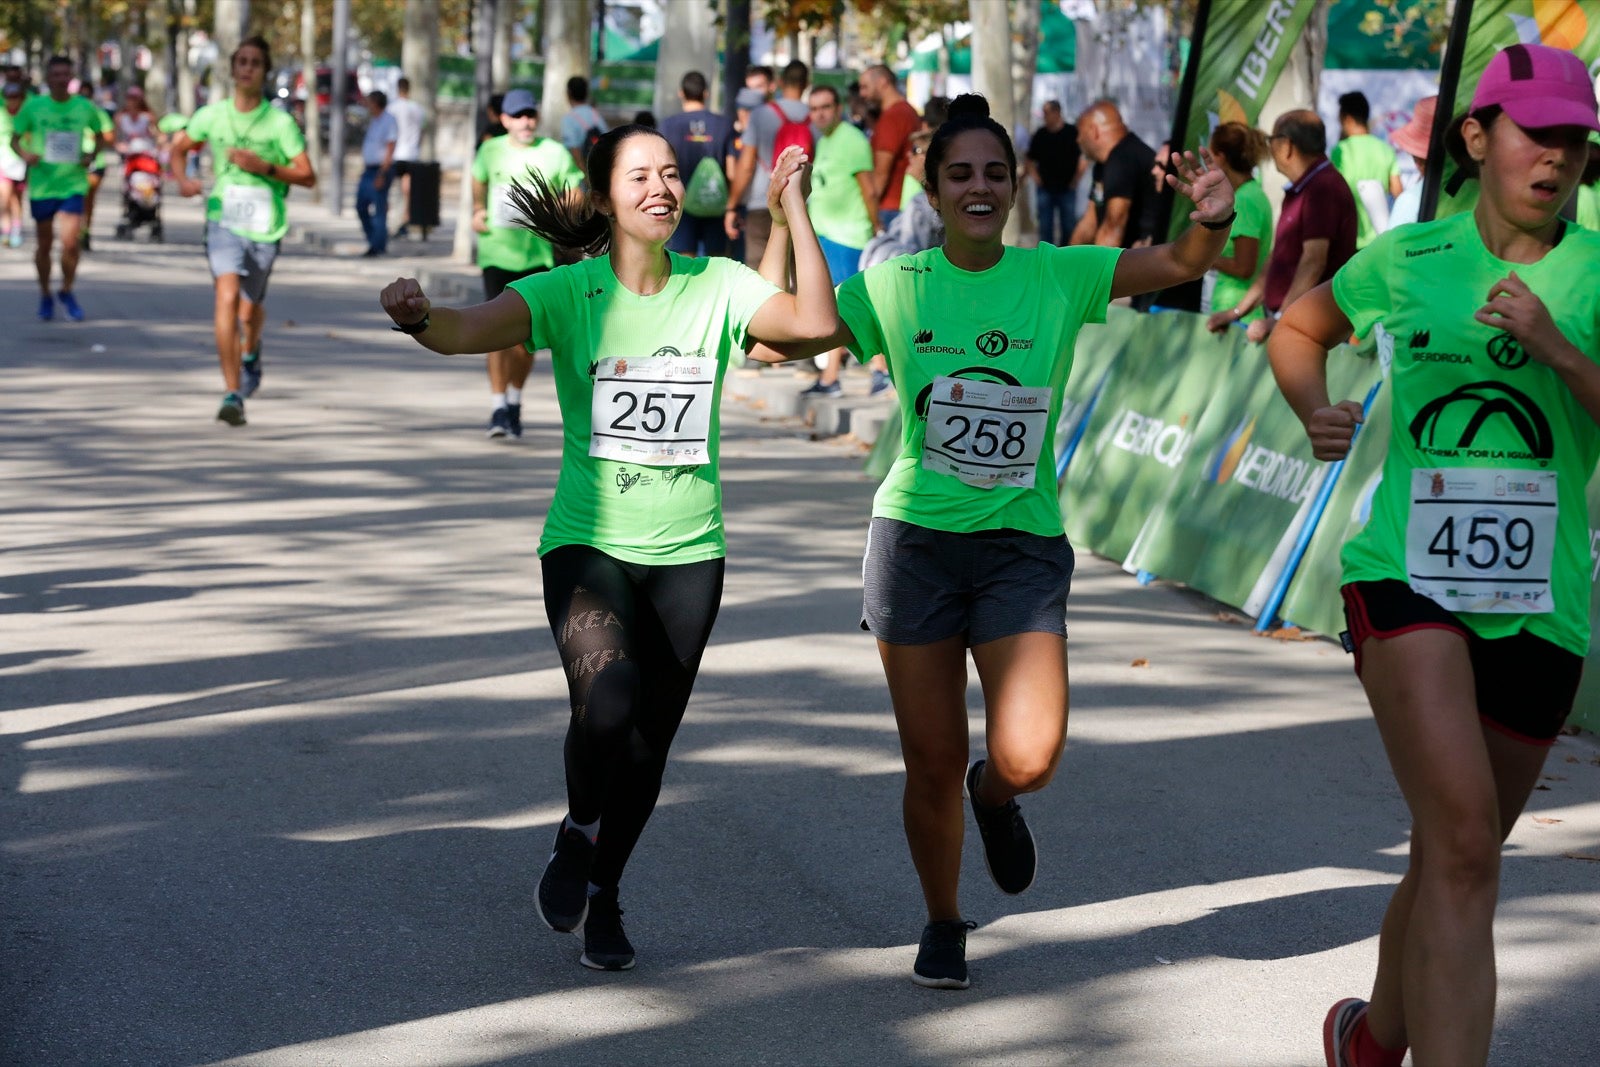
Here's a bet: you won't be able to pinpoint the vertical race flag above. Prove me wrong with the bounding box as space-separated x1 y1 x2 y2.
1166 0 1320 238
1425 0 1600 220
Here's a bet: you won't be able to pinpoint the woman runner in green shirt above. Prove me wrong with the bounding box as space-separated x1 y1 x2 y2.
1268 44 1600 1067
380 130 836 972
753 94 1237 989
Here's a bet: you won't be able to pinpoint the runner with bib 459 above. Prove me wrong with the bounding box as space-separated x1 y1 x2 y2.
1267 43 1600 1067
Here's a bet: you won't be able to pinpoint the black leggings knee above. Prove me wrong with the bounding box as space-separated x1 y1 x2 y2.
541 544 724 889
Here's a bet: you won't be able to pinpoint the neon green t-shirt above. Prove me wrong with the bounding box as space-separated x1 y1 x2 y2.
1331 132 1399 250
511 253 782 565
1576 184 1600 233
185 99 306 244
471 135 584 272
13 94 110 199
808 121 874 250
837 243 1122 536
1210 177 1272 324
1332 211 1600 655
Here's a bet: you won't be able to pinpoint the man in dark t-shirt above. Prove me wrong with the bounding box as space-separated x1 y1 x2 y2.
1070 100 1157 248
660 70 733 257
1025 100 1084 246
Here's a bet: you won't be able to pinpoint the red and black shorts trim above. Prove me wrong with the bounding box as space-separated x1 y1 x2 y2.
1341 579 1582 746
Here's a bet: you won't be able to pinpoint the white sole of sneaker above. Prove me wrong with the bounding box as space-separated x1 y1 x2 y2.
965 759 1038 895
579 952 635 972
910 971 969 990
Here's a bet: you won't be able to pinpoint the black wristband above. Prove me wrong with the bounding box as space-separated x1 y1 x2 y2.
1199 210 1237 231
391 314 430 335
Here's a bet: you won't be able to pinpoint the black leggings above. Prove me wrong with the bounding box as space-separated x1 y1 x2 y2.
540 544 725 890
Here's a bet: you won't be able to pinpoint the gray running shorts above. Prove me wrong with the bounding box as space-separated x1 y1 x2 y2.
861 516 1075 647
206 220 280 304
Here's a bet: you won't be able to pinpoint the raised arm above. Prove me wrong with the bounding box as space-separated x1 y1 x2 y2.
744 147 842 353
379 279 533 356
1110 149 1234 300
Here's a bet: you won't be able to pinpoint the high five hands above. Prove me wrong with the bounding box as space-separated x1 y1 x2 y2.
767 145 812 230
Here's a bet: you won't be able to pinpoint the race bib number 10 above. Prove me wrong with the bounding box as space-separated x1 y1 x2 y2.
590 355 717 466
44 130 81 164
922 376 1051 489
1405 468 1557 614
221 184 274 234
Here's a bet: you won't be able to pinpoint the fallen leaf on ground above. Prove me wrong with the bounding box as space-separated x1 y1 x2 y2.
1213 612 1244 625
1131 658 1149 668
1154 956 1173 965
1535 784 1552 791
1531 816 1562 825
284 319 298 327
1261 625 1312 641
1543 775 1568 782
1562 852 1600 862
1565 755 1580 763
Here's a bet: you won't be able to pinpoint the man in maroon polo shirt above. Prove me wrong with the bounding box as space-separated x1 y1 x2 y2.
1234 109 1357 342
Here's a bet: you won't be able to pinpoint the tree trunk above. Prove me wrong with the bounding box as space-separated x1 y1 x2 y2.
212 0 248 102
455 0 501 263
722 0 751 119
492 0 515 93
970 0 1019 242
1010 0 1041 241
402 0 440 162
301 0 323 202
177 0 197 114
540 0 591 138
654 0 718 119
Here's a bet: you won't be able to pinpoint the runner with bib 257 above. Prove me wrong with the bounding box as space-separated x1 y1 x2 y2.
380 133 836 974
1267 43 1600 1067
750 93 1237 991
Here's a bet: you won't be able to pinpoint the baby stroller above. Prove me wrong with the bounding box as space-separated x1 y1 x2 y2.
115 137 163 242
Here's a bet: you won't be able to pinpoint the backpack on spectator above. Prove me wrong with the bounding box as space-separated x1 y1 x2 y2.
683 155 730 218
769 101 814 159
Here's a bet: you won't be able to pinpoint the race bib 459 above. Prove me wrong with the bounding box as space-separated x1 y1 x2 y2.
1406 468 1557 614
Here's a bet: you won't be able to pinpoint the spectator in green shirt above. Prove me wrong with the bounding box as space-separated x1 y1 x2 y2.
1331 91 1402 249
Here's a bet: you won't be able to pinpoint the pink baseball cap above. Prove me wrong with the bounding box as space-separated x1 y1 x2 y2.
1470 43 1600 133
1390 95 1436 159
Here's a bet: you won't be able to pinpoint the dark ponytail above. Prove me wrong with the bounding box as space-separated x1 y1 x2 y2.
506 123 672 257
923 93 1017 195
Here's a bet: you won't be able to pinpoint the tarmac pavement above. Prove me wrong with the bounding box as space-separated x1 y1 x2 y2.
2 182 1599 1066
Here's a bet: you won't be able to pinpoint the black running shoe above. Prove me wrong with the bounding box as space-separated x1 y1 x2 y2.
536 824 595 932
506 401 523 438
580 886 635 971
965 759 1037 894
912 918 977 989
216 392 246 427
241 356 262 398
487 407 512 439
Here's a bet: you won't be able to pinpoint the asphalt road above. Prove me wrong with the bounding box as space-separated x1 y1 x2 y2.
2 189 1598 1066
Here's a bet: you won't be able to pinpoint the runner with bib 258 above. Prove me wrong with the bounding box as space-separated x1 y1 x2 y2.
380 133 836 973
1267 43 1600 1067
751 93 1236 990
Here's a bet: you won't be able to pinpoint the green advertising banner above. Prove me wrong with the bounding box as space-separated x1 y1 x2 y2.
1125 337 1381 610
1061 312 1236 561
1276 372 1394 638
1169 0 1321 238
1436 0 1600 218
1567 470 1600 732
